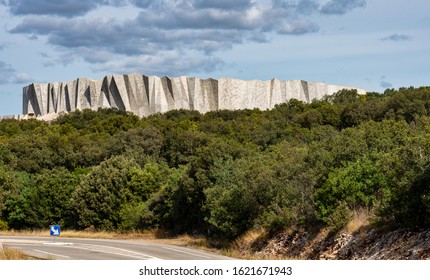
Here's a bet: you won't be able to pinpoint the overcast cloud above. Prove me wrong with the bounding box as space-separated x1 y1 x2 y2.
1 0 125 17
2 0 368 75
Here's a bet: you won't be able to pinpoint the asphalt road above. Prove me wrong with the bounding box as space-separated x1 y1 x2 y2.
0 236 234 260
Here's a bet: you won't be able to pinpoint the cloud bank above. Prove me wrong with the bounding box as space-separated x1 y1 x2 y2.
2 0 368 76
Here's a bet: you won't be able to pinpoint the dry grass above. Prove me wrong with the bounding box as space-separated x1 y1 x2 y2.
344 209 372 234
0 247 37 260
229 229 304 260
166 234 209 247
0 229 213 244
0 229 157 240
228 229 269 259
232 229 265 251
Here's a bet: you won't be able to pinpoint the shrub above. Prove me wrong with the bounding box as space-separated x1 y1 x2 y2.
0 219 8 230
326 202 353 231
315 157 388 225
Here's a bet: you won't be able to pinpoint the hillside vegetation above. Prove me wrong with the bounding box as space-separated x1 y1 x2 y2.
1 87 430 244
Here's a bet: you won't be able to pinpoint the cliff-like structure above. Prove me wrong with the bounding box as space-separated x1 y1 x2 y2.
22 74 366 118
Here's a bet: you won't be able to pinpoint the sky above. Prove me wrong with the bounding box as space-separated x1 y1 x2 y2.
0 0 429 115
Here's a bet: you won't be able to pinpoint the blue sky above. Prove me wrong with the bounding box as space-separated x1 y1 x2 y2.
0 0 429 115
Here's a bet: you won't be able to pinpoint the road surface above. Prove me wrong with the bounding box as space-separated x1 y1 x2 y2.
0 236 234 260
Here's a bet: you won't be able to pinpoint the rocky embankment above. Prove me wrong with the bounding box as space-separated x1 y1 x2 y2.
241 228 430 260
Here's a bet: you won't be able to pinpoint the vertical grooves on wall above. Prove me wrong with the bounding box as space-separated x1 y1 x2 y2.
20 75 365 118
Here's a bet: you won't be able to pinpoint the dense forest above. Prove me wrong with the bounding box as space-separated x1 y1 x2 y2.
1 86 430 241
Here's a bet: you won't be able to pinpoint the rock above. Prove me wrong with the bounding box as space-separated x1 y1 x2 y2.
22 74 366 119
250 228 430 260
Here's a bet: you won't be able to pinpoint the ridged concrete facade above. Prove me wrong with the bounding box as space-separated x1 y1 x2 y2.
22 74 366 118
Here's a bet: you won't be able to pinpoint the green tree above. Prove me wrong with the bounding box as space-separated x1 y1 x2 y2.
4 172 38 229
148 165 203 233
71 155 171 230
204 158 258 239
71 156 140 230
315 157 388 227
32 168 80 228
325 89 359 104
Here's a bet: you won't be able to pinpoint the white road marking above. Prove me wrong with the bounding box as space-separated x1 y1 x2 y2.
118 241 150 247
161 247 212 259
43 242 74 246
33 249 70 259
71 243 159 260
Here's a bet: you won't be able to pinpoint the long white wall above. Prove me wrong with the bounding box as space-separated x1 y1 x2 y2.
22 74 366 118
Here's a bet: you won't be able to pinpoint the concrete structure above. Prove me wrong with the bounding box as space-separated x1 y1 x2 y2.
21 74 366 119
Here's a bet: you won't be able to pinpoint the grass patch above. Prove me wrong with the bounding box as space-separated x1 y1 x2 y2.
229 229 270 259
0 247 38 260
0 229 157 240
344 209 372 234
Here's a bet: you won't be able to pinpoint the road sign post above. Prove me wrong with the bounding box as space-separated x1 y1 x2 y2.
50 225 61 242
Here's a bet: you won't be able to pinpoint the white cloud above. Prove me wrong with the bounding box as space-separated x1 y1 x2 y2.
0 60 33 84
3 0 370 76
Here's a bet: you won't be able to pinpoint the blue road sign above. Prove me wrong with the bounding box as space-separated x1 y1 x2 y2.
50 225 61 236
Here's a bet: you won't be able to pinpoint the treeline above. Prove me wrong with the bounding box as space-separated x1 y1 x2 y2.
1 86 430 239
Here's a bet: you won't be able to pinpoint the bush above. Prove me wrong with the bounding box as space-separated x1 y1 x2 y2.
380 166 430 228
205 183 257 239
71 156 140 230
315 157 388 224
326 202 353 231
0 219 8 230
259 206 294 235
